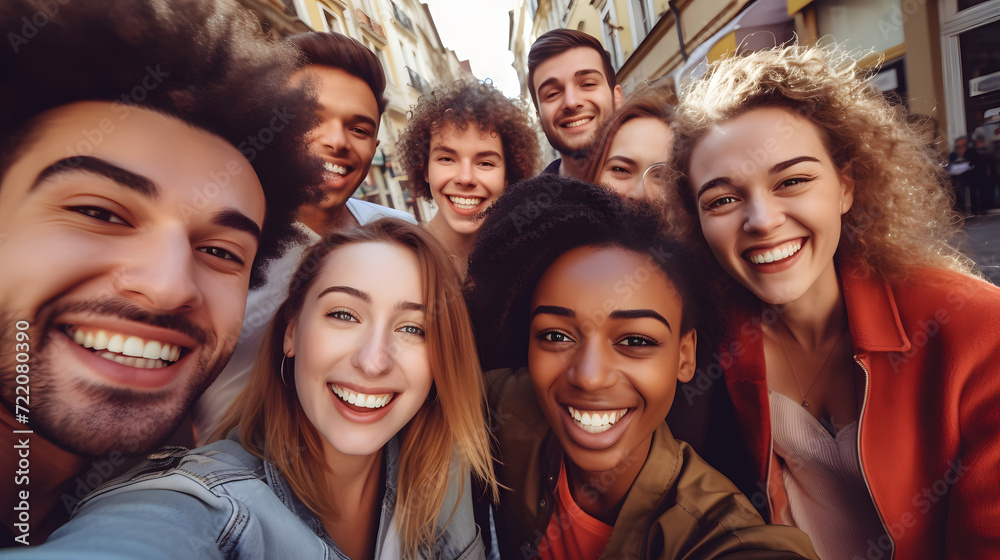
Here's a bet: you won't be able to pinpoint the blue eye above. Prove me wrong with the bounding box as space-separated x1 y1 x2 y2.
327 310 357 322
398 325 425 337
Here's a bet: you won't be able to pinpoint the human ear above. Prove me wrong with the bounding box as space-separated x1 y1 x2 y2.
612 85 624 108
283 318 297 358
839 167 855 215
676 329 697 383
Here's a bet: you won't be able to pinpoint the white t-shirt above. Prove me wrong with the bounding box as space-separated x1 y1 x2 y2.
192 199 416 444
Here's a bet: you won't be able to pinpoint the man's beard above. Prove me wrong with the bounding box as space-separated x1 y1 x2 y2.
543 124 597 161
0 300 233 457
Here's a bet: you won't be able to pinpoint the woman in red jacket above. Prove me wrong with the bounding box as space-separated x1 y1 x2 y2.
667 45 1000 559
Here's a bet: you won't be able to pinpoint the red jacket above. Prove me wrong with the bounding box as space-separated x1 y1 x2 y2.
716 264 1000 559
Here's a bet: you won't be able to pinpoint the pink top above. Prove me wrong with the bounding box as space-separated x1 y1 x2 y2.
769 390 886 560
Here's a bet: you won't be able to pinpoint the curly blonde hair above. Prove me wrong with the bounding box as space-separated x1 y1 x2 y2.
670 45 977 281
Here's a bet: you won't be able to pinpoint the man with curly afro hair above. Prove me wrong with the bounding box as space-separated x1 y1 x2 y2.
0 0 320 544
398 79 539 276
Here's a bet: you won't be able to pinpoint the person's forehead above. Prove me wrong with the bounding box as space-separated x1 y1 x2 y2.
533 46 607 88
9 102 261 194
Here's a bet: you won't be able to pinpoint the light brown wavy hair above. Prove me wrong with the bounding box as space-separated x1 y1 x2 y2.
215 218 497 558
670 45 978 281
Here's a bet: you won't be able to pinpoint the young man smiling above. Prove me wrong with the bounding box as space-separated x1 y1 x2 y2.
528 29 624 179
0 0 319 545
191 32 415 444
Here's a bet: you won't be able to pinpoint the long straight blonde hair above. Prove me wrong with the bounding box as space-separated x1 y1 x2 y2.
215 218 497 558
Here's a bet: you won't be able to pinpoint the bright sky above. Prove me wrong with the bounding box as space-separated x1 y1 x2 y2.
423 0 522 98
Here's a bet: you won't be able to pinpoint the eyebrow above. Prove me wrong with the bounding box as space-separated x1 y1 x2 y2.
530 305 575 320
769 156 820 175
605 155 636 167
32 156 159 198
318 285 371 303
211 209 261 240
609 309 672 331
430 145 503 160
317 285 424 312
695 155 822 199
535 68 606 94
349 114 378 130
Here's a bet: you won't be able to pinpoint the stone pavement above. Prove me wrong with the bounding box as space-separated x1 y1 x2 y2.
957 210 1000 285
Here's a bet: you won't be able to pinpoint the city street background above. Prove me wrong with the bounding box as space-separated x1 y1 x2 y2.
961 211 1000 285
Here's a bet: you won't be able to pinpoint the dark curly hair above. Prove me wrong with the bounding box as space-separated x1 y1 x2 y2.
464 175 714 370
0 0 322 289
397 80 540 199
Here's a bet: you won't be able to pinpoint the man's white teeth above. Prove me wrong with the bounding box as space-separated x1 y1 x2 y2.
72 327 181 364
324 162 347 175
563 117 592 128
566 406 628 434
448 195 483 210
97 352 168 369
749 241 802 265
331 385 393 409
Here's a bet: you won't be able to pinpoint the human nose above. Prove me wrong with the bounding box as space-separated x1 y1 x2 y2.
454 160 477 188
116 228 203 312
315 120 347 153
565 337 616 392
743 194 785 234
562 85 582 112
352 326 393 377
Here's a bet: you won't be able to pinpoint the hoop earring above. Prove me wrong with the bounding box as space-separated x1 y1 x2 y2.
280 355 293 388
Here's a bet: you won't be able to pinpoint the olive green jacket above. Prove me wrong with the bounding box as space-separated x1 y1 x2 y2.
486 368 818 560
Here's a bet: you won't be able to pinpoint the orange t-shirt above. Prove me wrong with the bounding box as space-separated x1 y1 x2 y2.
538 461 613 560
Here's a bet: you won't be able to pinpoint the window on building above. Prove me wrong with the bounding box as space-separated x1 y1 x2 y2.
628 0 655 45
597 0 624 70
320 5 346 34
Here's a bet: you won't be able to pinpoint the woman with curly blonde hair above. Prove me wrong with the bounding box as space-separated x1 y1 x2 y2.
669 45 1000 559
398 80 539 276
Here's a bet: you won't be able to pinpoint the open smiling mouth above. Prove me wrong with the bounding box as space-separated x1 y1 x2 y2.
562 117 593 129
745 239 803 265
323 162 350 176
566 405 629 434
330 384 395 409
448 195 484 210
64 325 186 369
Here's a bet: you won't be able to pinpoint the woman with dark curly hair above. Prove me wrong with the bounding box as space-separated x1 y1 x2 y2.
398 80 539 275
669 45 1000 559
464 176 818 560
584 85 675 201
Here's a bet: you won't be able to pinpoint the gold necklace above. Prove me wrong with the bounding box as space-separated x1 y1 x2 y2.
774 324 848 409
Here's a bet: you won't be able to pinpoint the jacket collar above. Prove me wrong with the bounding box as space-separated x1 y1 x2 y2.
539 424 683 558
839 264 910 354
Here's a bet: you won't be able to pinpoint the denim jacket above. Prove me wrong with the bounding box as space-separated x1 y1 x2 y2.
2 433 485 559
